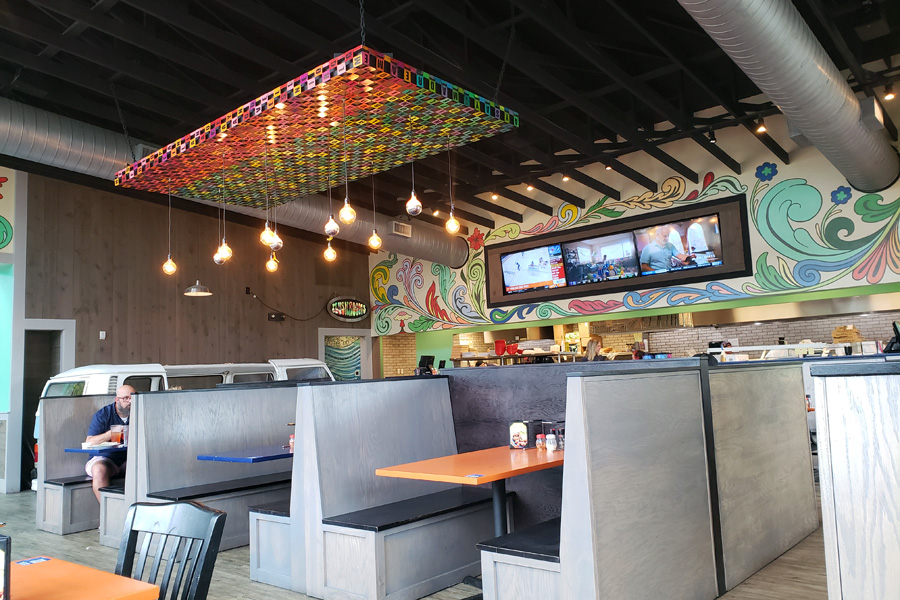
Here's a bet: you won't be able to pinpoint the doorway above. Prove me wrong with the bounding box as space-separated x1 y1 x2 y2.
22 330 60 488
319 328 372 381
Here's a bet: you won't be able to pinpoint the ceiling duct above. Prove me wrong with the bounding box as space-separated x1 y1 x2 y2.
0 97 468 267
678 0 900 193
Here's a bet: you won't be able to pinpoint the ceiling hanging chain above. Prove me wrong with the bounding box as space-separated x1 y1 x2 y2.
493 2 516 105
359 0 366 47
111 83 137 163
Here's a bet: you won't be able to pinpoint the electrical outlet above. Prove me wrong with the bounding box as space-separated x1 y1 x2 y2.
99 331 106 340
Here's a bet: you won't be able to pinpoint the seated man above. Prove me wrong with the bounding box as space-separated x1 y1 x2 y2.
84 384 132 502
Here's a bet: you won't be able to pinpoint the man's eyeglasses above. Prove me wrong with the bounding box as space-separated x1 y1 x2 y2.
116 396 132 401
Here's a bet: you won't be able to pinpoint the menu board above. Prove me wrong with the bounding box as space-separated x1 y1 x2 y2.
500 244 567 294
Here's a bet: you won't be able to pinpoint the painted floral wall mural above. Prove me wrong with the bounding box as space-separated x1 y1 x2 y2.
370 162 900 335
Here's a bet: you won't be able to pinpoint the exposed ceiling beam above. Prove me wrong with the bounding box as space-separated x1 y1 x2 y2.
566 169 621 200
28 0 260 91
36 0 120 59
1 8 232 111
496 187 554 216
400 169 519 225
606 0 790 165
209 0 341 56
362 174 496 229
410 0 700 183
117 0 298 79
0 39 200 123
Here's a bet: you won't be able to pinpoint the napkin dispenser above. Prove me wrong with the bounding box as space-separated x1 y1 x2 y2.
509 420 543 449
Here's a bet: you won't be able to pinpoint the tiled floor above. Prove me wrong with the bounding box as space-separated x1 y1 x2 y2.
0 490 826 599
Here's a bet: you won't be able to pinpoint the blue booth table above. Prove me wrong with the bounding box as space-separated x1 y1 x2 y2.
197 444 294 463
64 445 128 458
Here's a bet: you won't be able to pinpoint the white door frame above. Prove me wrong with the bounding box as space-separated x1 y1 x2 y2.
318 328 372 380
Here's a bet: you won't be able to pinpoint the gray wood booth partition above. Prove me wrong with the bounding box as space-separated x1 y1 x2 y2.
36 394 119 534
129 386 297 549
452 359 817 597
708 362 818 591
289 376 460 599
561 370 719 600
444 359 701 527
810 360 900 600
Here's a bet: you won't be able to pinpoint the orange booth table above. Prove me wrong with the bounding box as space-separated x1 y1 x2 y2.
10 557 158 600
376 446 564 536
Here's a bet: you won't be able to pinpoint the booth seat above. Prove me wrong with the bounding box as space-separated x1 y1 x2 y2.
36 395 122 535
127 386 297 550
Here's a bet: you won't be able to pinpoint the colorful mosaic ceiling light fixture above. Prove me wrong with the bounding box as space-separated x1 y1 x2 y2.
115 46 519 209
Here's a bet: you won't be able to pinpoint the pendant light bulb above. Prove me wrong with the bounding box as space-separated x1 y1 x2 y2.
368 229 383 250
446 214 460 235
324 240 337 262
162 256 177 275
217 239 233 260
213 251 225 265
324 215 340 237
339 198 357 225
260 222 276 246
269 231 284 252
265 252 279 273
406 191 422 216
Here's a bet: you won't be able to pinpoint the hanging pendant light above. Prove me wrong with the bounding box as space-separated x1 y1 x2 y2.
324 238 337 262
184 280 212 297
368 175 382 250
216 150 233 262
338 98 357 225
260 132 277 246
324 215 340 237
265 252 279 273
161 180 177 275
445 136 460 235
405 114 422 216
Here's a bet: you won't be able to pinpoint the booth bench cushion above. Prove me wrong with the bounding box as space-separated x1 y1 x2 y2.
323 487 494 532
147 472 291 501
46 475 126 487
476 517 560 563
249 500 290 517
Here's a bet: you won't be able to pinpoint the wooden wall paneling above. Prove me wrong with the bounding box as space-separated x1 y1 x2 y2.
25 174 370 366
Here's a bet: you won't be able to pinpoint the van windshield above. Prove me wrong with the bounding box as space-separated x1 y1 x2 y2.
285 366 332 382
43 381 86 397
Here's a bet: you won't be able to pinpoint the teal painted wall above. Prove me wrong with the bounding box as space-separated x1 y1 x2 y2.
0 264 13 413
416 330 454 371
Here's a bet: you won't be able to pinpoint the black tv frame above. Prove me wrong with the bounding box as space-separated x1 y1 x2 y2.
484 194 751 308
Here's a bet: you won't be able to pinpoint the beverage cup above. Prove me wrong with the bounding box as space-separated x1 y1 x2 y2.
110 425 124 444
122 425 130 446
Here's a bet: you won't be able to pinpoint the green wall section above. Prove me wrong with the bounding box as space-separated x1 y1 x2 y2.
416 330 455 371
0 264 13 413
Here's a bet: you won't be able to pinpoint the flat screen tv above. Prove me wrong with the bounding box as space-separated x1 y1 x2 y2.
634 214 724 276
500 244 567 294
561 232 640 287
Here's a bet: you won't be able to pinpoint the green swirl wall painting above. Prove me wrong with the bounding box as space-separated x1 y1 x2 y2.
0 175 12 250
371 165 900 335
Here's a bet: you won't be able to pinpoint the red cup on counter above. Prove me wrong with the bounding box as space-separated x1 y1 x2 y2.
494 340 507 356
506 343 519 355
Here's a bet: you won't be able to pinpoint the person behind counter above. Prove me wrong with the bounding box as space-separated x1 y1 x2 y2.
585 339 608 361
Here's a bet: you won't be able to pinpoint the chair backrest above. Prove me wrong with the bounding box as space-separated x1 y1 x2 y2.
116 501 226 600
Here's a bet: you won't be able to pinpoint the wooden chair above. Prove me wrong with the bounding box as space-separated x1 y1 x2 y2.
115 501 226 600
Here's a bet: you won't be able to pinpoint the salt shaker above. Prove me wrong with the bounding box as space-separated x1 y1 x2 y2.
545 429 558 451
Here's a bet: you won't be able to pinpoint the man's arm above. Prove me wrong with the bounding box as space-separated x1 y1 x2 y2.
85 409 111 445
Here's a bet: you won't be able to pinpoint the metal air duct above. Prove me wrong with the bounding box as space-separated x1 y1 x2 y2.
0 96 468 266
678 0 900 192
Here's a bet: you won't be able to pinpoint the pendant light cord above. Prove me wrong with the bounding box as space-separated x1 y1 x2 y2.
372 174 377 219
263 131 270 216
220 150 226 241
342 97 350 198
407 113 414 190
111 83 137 163
447 135 453 213
167 178 172 256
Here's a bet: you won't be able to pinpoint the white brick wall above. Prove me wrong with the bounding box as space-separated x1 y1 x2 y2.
647 310 900 357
